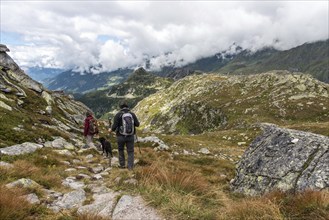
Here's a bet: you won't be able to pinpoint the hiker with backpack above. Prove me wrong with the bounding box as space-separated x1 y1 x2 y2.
108 103 140 170
84 111 99 149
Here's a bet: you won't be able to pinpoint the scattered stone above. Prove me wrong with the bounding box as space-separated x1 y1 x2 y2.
73 159 81 164
123 178 138 185
87 185 111 194
0 100 13 111
50 189 86 212
198 148 211 155
112 195 162 220
111 157 119 166
89 165 104 174
183 149 190 155
53 149 73 157
65 168 77 172
6 178 41 188
62 177 85 189
42 189 63 201
138 135 170 151
92 174 103 180
77 191 119 218
291 138 299 143
114 177 122 184
76 166 88 170
76 174 91 180
21 193 41 205
61 161 71 166
0 142 43 155
54 137 75 149
231 123 329 196
237 142 247 146
0 161 14 168
85 154 94 159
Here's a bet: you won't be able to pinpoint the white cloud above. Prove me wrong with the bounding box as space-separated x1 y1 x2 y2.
1 1 328 72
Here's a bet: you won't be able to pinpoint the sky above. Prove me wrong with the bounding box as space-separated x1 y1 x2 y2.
0 0 328 73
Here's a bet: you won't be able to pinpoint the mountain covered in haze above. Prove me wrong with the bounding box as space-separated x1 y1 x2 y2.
24 66 64 85
47 68 133 93
159 39 328 82
43 39 328 94
75 67 173 118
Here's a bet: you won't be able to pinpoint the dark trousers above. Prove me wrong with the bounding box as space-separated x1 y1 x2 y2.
117 135 135 170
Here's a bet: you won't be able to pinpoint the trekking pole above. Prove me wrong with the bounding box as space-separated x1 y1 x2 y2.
135 133 142 155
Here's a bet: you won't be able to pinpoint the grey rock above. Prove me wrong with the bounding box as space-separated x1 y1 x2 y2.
77 191 119 217
0 142 43 155
61 161 71 166
85 154 94 159
123 178 138 185
92 174 103 180
0 44 10 52
76 174 91 180
138 135 170 151
198 148 211 155
6 178 41 188
0 100 12 111
0 161 14 168
89 165 104 174
53 149 73 157
51 189 86 212
65 168 77 172
21 193 41 205
42 189 63 201
62 177 85 189
73 159 82 164
46 137 75 150
112 195 162 220
231 123 329 196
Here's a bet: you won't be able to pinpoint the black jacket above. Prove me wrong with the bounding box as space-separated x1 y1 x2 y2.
111 107 140 136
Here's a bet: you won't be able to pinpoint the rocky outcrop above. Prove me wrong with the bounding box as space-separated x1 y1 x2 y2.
230 123 329 196
112 195 162 220
0 45 92 146
0 142 44 155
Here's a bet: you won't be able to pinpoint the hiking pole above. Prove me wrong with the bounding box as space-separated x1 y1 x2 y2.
135 133 142 155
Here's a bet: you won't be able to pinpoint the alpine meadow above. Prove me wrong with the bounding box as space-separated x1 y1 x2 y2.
1 1 329 220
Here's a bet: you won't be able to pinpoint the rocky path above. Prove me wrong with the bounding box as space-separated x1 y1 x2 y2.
0 137 162 220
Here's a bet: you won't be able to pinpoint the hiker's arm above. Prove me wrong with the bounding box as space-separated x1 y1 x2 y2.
133 113 140 127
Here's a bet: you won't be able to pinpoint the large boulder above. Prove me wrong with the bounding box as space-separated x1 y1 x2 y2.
231 123 329 196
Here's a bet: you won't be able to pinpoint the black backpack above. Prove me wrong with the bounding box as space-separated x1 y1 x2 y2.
88 118 99 135
119 112 134 135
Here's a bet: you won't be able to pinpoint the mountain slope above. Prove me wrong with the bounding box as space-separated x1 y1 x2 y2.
134 70 329 135
0 46 91 147
47 68 133 93
216 40 329 82
76 67 173 118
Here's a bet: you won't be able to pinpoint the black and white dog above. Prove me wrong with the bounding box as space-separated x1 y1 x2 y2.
98 137 113 158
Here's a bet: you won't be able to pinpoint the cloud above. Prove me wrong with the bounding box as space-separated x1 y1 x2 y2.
1 1 328 72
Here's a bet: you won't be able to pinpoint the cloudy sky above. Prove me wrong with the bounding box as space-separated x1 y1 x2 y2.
1 0 328 73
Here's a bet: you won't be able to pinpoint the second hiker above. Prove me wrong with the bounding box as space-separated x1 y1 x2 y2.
84 111 99 149
108 103 140 170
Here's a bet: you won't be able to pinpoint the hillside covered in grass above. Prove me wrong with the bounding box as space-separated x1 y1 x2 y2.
134 70 329 136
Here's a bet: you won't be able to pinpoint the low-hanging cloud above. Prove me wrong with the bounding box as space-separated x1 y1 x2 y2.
1 1 328 73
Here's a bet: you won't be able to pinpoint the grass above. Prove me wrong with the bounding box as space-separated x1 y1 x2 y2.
0 185 50 220
0 131 328 219
220 190 329 220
